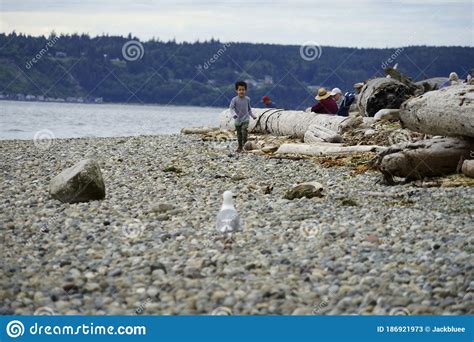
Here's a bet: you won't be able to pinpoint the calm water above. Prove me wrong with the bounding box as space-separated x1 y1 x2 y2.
0 100 223 140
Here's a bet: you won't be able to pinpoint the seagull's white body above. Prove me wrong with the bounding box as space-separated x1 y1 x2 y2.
215 191 240 233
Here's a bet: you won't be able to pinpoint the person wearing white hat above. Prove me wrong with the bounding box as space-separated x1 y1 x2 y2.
329 87 356 117
440 72 459 89
330 88 344 108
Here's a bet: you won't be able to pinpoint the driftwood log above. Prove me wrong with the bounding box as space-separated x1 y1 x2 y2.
399 85 474 138
357 78 412 117
415 77 449 92
219 108 365 142
181 126 220 134
276 142 386 156
376 137 474 182
304 124 342 143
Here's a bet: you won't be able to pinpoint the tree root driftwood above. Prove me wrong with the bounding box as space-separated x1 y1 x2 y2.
375 137 474 184
357 78 412 117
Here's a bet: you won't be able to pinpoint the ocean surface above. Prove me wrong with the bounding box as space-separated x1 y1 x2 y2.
0 100 223 140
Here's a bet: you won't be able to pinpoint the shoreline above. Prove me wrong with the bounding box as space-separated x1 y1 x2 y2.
1 134 472 315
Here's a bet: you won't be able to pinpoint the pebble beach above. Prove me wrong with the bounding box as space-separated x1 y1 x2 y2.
1 134 473 315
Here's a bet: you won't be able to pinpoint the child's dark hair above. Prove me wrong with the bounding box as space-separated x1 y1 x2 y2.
235 80 247 90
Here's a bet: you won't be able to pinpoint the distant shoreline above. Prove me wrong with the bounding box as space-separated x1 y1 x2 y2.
0 98 226 109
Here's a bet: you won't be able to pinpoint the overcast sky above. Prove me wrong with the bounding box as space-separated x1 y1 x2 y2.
0 0 473 47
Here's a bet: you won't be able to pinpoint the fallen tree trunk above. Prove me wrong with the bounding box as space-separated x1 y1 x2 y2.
357 78 412 117
399 84 474 138
276 142 386 156
376 137 474 181
181 126 220 135
219 108 365 142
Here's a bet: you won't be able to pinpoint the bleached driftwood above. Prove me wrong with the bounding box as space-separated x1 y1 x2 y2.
276 142 386 156
304 124 342 143
399 84 474 138
374 108 400 121
181 126 220 135
357 78 411 117
219 108 366 143
377 137 474 181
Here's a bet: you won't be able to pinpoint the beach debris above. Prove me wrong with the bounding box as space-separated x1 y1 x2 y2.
49 159 105 203
461 160 474 178
375 137 474 183
399 85 474 138
163 165 182 173
284 181 324 200
215 190 240 233
341 121 425 147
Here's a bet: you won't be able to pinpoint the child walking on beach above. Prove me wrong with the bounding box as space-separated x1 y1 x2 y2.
229 81 257 152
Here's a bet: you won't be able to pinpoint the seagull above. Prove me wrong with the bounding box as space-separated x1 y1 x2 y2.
215 190 240 233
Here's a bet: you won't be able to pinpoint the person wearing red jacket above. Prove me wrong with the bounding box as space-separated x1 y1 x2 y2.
311 87 338 114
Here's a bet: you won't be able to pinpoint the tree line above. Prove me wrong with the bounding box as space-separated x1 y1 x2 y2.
0 32 472 109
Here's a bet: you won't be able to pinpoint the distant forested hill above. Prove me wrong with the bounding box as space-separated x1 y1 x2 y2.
1 32 473 109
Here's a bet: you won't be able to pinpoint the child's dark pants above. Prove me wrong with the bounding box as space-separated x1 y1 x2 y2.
235 121 249 149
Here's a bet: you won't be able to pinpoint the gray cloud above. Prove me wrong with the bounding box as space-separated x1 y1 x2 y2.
1 0 473 47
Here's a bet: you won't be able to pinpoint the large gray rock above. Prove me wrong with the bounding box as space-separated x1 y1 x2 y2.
461 160 474 178
49 159 105 203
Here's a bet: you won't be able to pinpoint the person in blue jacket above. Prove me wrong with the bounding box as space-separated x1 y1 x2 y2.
330 88 355 117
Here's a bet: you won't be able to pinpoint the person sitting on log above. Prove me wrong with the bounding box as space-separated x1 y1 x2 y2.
439 72 459 88
311 88 338 114
229 80 257 153
330 88 356 117
464 69 474 85
261 95 277 108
